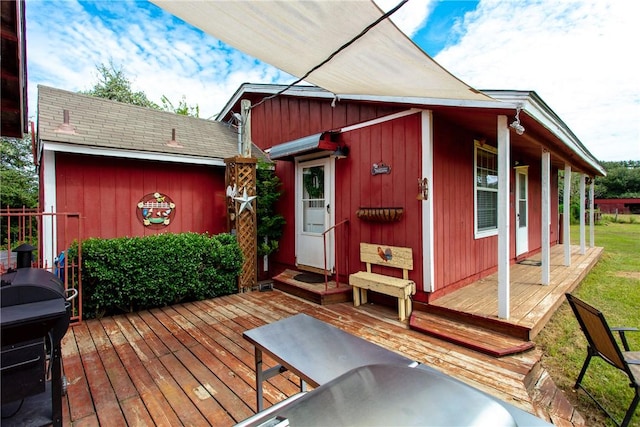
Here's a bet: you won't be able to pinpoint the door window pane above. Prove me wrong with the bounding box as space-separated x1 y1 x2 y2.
302 166 325 233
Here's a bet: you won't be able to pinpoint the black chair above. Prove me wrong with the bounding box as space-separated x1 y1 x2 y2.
566 293 639 427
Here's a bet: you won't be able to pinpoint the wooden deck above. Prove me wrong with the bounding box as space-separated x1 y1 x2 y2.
424 244 603 339
57 287 587 427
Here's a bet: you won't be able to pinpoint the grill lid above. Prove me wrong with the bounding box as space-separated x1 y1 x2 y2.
1 269 65 307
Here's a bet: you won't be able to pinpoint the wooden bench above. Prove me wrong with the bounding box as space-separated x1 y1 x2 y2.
349 243 415 321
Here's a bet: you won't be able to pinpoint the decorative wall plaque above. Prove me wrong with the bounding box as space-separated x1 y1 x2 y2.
371 162 391 175
137 192 175 227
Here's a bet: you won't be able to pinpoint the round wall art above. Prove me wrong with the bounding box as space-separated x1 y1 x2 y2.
136 192 176 228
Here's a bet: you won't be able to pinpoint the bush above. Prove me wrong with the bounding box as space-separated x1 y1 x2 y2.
69 233 243 319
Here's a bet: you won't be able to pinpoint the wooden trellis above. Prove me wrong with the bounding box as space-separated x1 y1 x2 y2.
225 156 257 292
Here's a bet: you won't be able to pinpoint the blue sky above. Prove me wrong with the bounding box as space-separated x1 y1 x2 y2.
26 0 639 161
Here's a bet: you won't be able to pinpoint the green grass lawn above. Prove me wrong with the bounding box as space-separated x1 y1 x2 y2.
536 221 640 426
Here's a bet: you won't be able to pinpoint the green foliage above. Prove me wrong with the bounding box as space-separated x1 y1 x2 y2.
0 135 38 208
81 61 200 118
69 232 243 319
256 161 285 258
81 62 160 109
594 160 640 199
160 95 200 117
1 135 39 246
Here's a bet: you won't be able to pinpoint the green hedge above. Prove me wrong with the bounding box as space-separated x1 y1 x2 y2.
70 233 243 319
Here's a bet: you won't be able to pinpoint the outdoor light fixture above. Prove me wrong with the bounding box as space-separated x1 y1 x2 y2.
510 105 525 135
333 145 349 159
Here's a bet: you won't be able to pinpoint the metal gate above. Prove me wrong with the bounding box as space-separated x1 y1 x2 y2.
1 207 83 323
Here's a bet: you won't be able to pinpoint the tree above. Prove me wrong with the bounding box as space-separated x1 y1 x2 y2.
82 62 200 117
161 95 200 117
1 135 38 246
81 62 159 109
594 161 640 199
1 135 38 209
255 161 285 258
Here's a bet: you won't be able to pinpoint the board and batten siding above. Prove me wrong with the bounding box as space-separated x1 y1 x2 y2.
54 153 227 244
249 96 405 270
335 113 423 290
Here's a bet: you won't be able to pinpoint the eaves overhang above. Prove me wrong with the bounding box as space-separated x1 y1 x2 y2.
269 132 339 161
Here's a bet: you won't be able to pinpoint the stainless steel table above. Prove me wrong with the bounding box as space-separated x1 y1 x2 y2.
242 313 414 411
236 364 554 427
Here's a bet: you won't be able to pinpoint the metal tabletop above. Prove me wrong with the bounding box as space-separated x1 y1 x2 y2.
237 364 553 427
243 313 413 411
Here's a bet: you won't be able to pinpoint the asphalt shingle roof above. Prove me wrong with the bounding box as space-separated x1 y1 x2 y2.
37 85 241 160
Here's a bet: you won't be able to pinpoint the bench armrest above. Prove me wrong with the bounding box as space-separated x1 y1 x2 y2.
612 327 639 351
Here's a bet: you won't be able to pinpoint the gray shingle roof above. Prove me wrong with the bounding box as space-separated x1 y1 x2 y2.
37 85 241 160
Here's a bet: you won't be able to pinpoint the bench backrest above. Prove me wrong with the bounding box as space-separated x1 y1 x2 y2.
360 243 413 278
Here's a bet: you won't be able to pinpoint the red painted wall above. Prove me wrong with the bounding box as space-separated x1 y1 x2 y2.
54 153 227 245
250 96 404 269
336 113 424 286
249 96 560 301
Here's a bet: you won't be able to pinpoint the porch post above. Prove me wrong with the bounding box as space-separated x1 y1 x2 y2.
420 110 435 292
589 178 595 247
579 174 586 255
497 115 510 319
541 149 550 285
563 164 572 266
42 149 58 268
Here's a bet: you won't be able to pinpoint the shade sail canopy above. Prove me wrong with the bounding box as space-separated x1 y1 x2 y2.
269 132 338 160
151 0 491 102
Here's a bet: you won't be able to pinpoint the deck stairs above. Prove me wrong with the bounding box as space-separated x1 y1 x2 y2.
410 305 535 357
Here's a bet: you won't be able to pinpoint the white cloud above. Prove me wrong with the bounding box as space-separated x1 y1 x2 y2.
26 0 290 121
433 0 640 161
27 0 638 161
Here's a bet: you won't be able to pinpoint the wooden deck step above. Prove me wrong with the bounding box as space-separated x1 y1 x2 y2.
409 311 535 358
272 269 352 305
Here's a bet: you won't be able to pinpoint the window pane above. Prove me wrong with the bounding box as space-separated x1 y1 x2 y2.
477 190 497 230
476 146 498 233
302 165 325 233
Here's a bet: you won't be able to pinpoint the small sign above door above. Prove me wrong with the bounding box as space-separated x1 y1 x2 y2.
371 162 391 175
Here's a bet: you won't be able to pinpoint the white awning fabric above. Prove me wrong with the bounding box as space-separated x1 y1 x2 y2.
151 0 491 102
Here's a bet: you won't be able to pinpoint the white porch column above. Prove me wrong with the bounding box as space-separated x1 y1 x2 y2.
497 115 510 319
541 150 551 285
563 164 572 266
579 174 586 254
589 178 595 247
421 111 435 292
42 149 58 269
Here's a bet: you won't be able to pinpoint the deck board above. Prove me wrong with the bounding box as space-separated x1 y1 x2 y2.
57 253 598 427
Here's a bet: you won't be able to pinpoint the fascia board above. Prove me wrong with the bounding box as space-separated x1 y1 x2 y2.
42 141 226 167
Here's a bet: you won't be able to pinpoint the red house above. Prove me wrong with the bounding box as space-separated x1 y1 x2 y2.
35 86 259 268
218 83 604 311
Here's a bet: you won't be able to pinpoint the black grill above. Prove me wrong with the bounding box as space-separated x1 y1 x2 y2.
1 266 72 427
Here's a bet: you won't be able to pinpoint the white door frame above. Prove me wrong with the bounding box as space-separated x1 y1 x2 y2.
515 166 529 256
295 155 335 272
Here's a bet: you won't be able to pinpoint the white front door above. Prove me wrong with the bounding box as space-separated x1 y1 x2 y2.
516 168 529 256
296 157 333 272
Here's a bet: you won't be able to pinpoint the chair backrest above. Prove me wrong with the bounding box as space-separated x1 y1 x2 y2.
359 243 413 280
566 293 627 370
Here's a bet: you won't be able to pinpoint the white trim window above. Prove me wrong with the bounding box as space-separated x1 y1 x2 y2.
474 141 498 238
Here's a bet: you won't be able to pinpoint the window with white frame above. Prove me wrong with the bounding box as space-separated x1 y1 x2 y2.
475 141 498 237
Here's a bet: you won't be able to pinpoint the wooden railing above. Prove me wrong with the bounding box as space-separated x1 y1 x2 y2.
322 218 349 291
1 206 83 323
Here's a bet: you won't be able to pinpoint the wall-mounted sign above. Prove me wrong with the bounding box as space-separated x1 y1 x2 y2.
137 192 176 227
371 162 391 175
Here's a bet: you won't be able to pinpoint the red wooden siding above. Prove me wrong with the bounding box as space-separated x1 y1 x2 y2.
430 116 561 299
250 96 404 269
336 113 423 286
248 95 561 301
55 153 226 246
